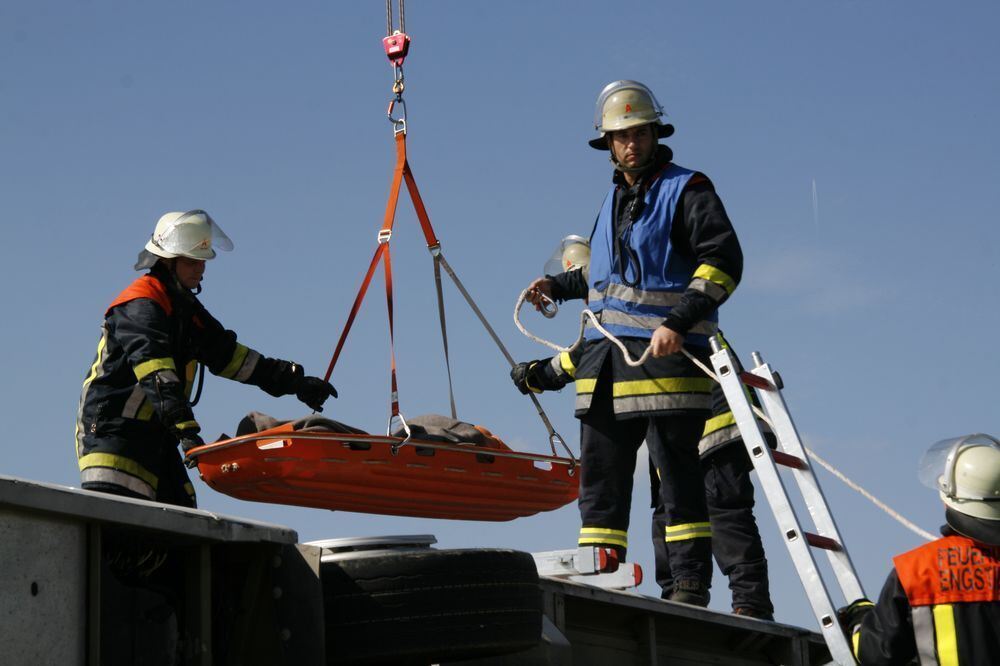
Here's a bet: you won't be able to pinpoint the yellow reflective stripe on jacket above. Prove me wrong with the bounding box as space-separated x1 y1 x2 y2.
664 522 712 542
174 420 200 431
82 335 108 394
851 627 861 659
692 264 736 296
133 357 176 381
703 411 736 437
559 351 577 378
576 378 597 395
932 604 959 666
78 452 159 490
578 527 628 548
589 284 684 308
220 343 249 379
613 377 713 397
136 402 154 421
76 331 109 452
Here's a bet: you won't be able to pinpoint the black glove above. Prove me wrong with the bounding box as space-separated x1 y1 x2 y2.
837 597 874 634
511 361 544 395
296 376 338 412
179 433 205 469
257 359 306 398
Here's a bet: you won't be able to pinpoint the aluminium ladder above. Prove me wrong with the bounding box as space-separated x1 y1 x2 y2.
708 338 865 666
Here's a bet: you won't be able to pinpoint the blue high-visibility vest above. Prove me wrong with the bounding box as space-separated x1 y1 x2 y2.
586 163 718 347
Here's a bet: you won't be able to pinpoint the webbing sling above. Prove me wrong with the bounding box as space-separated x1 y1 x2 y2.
323 132 447 435
324 131 573 460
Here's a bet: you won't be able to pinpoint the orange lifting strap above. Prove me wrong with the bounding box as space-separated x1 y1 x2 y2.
322 131 439 424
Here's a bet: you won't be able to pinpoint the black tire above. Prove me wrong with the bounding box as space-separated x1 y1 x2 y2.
322 548 541 665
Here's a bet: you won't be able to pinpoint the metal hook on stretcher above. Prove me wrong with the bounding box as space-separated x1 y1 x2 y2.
388 412 412 455
549 431 576 474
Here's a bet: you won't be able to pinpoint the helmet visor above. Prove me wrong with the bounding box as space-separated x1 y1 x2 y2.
919 434 1000 494
543 235 591 275
149 210 233 259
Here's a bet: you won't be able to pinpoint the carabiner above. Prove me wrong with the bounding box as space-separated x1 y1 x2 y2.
387 96 407 135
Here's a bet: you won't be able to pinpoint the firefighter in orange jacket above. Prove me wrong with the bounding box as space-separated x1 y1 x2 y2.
76 210 337 507
838 434 1000 664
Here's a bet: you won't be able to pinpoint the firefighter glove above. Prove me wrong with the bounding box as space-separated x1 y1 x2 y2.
179 433 206 468
511 361 545 395
259 359 306 397
837 597 874 634
296 376 338 412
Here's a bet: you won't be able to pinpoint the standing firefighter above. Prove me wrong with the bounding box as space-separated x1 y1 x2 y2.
838 434 1000 664
75 210 337 507
515 80 743 605
518 238 773 615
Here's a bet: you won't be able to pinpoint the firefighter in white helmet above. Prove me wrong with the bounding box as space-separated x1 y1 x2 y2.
512 80 745 607
839 434 1000 664
76 210 337 507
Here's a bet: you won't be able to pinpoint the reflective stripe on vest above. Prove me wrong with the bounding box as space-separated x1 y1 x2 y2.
586 163 719 346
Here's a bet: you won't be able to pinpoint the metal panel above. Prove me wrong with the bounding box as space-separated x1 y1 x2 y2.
0 475 297 544
0 508 87 666
540 579 832 665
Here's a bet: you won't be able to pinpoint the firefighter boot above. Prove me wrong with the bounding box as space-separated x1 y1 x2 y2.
668 579 710 607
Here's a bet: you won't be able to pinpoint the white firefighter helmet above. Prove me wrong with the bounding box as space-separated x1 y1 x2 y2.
589 80 674 150
919 433 1000 521
135 210 233 270
543 235 591 277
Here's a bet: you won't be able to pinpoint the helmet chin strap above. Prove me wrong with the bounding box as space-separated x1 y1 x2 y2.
610 153 653 175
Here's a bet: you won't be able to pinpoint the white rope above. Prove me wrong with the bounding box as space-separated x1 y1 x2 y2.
513 289 935 541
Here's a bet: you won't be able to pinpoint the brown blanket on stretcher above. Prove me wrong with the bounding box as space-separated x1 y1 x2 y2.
234 412 510 450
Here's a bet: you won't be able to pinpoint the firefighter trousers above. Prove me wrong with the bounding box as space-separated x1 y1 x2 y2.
577 361 712 586
651 443 772 614
81 437 197 509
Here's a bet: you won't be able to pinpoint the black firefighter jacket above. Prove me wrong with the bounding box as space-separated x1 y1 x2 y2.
75 266 300 499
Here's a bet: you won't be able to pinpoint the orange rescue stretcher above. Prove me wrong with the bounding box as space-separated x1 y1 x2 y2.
190 37 579 521
190 422 578 521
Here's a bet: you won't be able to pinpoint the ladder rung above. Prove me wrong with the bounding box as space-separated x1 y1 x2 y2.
771 450 807 469
739 372 775 391
805 532 842 552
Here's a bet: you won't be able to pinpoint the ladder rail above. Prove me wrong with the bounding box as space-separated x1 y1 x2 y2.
750 359 865 602
710 345 858 666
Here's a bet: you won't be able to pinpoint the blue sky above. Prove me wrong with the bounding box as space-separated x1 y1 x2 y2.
3 1 998 627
